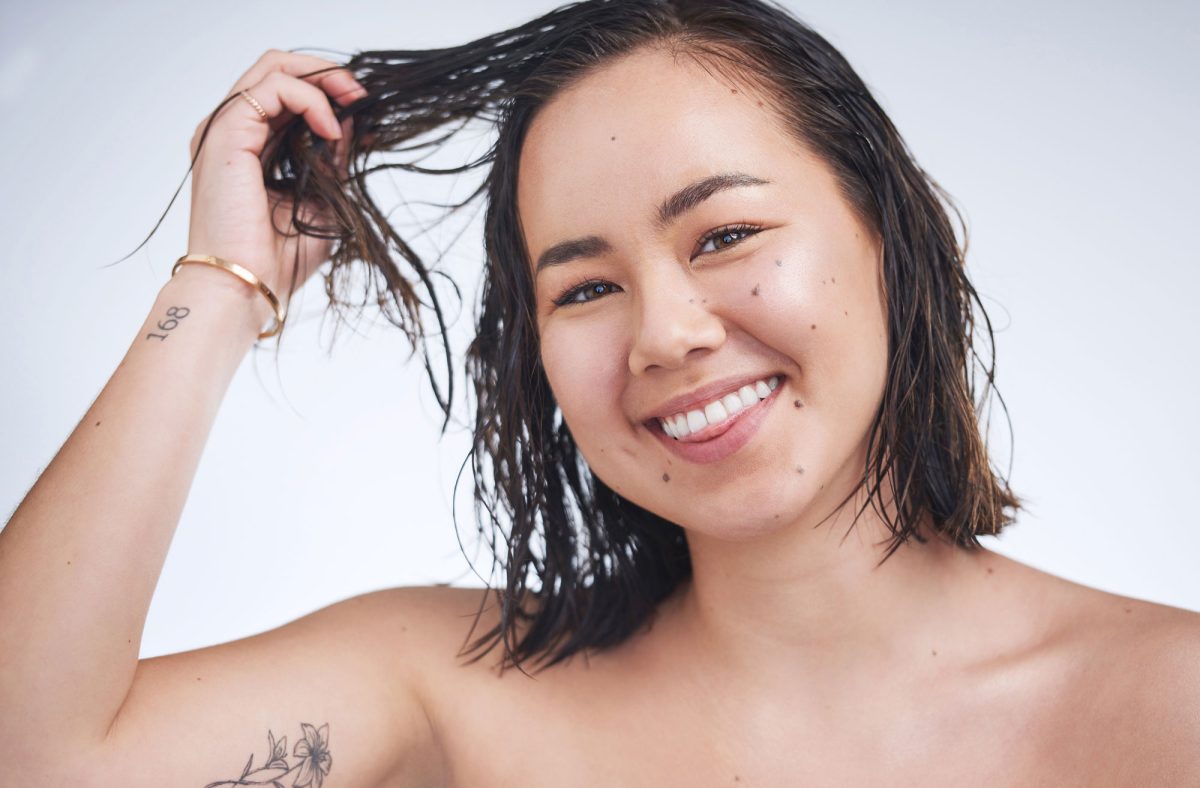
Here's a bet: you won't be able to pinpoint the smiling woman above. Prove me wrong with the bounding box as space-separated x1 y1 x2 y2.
3 0 1199 785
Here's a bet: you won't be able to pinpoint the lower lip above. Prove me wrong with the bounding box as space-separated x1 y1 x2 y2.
651 381 783 464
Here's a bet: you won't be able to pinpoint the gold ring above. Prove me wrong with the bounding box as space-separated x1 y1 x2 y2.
239 89 268 121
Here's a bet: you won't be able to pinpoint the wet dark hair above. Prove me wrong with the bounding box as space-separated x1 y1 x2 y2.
160 0 1023 675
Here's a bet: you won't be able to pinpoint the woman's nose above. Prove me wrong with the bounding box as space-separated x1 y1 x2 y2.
627 279 727 375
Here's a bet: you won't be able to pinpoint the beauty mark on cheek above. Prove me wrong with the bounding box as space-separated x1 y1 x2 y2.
662 473 670 482
751 283 760 296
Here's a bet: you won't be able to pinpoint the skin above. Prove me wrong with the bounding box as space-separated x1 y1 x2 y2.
453 45 1200 783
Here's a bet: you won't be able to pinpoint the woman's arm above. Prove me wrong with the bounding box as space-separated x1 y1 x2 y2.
0 255 449 787
0 50 452 784
0 265 268 757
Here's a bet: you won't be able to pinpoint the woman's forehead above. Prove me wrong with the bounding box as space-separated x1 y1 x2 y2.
516 49 802 256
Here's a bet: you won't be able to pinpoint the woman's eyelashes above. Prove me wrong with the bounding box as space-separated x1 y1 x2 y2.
554 279 622 306
551 223 764 307
693 222 762 256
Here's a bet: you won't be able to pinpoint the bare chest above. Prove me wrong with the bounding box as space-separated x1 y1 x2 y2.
424 649 1128 787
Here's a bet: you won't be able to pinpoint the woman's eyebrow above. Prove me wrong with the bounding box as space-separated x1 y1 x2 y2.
534 171 772 274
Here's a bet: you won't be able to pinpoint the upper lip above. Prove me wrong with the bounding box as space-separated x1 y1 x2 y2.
642 372 782 423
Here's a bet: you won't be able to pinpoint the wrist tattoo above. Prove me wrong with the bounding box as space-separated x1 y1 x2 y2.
144 305 191 341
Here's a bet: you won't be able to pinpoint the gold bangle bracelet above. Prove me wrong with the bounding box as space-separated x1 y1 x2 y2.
171 254 287 340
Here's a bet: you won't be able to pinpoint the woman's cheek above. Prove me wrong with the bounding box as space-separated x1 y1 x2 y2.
540 318 630 449
706 243 831 351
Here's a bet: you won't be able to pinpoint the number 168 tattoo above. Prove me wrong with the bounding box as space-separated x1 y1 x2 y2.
145 305 190 341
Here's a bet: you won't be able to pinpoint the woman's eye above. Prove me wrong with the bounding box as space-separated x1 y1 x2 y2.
553 279 622 307
694 223 762 257
549 224 761 308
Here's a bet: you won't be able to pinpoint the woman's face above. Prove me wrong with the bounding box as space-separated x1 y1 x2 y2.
518 48 890 540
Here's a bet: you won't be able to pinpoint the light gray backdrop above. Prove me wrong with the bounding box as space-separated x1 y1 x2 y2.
1 0 1196 659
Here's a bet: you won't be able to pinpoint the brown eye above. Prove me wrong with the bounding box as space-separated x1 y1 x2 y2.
694 223 762 257
554 279 622 307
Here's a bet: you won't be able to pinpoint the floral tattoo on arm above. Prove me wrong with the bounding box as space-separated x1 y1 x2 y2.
204 722 331 788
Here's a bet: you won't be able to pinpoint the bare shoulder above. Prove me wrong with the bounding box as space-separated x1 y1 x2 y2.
1075 586 1200 781
1022 559 1200 683
346 583 504 666
988 553 1200 779
1076 583 1200 728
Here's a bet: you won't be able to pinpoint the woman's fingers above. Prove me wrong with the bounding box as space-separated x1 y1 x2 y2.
240 70 345 142
190 50 366 160
228 49 365 109
191 73 350 163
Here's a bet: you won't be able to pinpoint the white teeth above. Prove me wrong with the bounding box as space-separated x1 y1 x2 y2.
657 375 783 439
703 400 728 424
721 393 744 415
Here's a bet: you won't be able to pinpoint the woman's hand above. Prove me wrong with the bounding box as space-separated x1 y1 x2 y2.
186 50 366 303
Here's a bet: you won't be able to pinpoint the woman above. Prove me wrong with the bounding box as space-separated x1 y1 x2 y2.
2 0 1197 785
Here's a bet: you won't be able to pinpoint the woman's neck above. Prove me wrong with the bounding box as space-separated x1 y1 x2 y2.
669 489 997 682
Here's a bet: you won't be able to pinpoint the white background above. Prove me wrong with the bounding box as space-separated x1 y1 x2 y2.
1 0 1196 660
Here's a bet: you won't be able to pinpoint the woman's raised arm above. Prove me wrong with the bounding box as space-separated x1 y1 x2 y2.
0 51 448 785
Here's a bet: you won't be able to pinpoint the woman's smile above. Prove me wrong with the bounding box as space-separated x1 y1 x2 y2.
649 373 786 464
